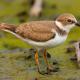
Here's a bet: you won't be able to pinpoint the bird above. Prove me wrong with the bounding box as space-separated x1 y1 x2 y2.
29 0 43 17
0 13 80 74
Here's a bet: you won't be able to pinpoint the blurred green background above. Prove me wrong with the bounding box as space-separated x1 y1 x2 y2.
0 0 80 80
0 0 80 24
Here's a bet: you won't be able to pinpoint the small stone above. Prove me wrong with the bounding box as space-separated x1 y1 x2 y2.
53 60 58 65
66 47 75 53
27 55 32 59
52 66 59 72
70 57 77 61
47 52 51 58
23 54 32 60
29 48 36 53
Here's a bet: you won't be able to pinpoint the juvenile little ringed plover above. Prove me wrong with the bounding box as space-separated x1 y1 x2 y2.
0 13 80 74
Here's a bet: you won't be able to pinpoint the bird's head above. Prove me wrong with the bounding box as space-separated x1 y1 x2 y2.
55 13 80 32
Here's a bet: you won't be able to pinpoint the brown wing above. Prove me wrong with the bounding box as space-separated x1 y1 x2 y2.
16 21 56 42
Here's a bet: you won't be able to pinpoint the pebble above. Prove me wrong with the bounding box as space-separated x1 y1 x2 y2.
53 60 58 65
53 66 59 72
66 47 75 53
70 57 77 61
26 55 32 60
47 52 51 58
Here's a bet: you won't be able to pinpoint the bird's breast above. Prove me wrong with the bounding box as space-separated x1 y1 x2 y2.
47 33 67 47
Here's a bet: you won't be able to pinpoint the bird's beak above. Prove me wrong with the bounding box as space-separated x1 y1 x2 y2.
75 22 80 26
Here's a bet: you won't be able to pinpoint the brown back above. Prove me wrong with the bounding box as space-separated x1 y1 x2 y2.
16 21 56 42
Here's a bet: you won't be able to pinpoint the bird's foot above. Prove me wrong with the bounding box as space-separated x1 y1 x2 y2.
37 66 59 75
47 66 59 73
37 68 49 75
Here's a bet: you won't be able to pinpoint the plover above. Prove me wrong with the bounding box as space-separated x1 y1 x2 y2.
0 13 80 74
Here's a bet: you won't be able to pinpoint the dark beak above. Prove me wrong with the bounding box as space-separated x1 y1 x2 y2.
75 22 80 26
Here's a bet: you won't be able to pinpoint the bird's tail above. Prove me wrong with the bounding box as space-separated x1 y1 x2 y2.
0 23 17 32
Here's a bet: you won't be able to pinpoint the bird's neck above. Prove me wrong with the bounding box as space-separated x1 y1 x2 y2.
55 21 72 33
0 23 16 32
54 21 68 36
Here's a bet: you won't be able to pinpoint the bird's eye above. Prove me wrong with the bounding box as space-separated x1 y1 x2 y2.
67 19 72 22
67 19 74 23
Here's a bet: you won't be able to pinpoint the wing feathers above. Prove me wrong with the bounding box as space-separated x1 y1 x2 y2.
16 21 56 42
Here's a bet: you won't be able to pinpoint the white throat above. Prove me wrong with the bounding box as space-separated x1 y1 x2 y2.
55 21 75 33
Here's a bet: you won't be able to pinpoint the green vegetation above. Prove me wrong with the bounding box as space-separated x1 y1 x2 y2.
0 0 80 80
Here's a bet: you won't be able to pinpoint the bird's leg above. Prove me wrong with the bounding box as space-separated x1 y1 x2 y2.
34 50 40 73
43 49 53 72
